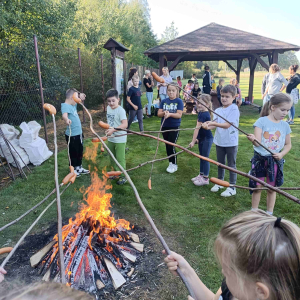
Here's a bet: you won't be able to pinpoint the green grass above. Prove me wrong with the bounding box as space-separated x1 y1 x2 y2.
1 76 300 298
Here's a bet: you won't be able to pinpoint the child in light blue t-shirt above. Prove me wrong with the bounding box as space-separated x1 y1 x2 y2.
247 93 292 215
61 88 89 177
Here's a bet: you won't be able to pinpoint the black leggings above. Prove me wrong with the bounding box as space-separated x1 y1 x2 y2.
65 134 83 168
162 127 179 164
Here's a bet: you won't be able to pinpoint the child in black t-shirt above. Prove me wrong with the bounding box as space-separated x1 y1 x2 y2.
127 76 143 131
191 83 201 99
189 94 214 186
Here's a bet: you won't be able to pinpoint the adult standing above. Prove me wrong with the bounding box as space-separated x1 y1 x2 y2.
157 67 173 101
143 70 154 117
262 64 288 104
202 66 211 94
127 67 138 91
286 64 300 124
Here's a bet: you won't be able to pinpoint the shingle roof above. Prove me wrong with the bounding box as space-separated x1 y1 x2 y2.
145 23 299 56
103 38 129 52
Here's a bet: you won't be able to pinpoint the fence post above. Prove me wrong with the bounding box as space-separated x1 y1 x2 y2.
33 35 48 143
78 48 85 123
101 54 105 112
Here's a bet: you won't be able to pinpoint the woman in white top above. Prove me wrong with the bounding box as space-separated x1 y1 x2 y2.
157 67 173 100
262 64 288 105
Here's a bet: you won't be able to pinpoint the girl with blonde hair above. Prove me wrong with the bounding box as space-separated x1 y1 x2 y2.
164 210 300 300
157 67 173 100
262 64 288 105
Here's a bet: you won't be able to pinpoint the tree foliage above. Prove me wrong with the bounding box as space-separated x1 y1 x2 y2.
160 21 178 44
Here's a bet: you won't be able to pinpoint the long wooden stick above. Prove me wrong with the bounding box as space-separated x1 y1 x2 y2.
115 128 300 204
0 183 71 269
126 148 188 173
52 114 65 284
178 85 274 155
0 183 63 232
78 102 198 299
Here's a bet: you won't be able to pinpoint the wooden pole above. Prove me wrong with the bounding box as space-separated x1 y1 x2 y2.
236 59 243 83
33 35 48 143
78 48 85 123
101 54 105 113
111 48 116 89
272 50 279 64
123 59 127 110
248 57 257 103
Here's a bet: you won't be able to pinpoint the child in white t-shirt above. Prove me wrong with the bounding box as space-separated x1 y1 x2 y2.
202 85 240 197
105 89 128 185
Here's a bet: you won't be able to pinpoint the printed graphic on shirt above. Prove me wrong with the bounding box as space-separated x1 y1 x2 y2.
162 103 178 113
262 130 282 151
107 113 115 127
135 91 141 97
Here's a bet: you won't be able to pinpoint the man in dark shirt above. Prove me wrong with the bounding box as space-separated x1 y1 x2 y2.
202 66 212 95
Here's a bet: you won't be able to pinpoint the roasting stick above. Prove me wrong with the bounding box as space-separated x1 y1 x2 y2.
108 126 300 204
72 94 197 300
0 183 71 270
43 104 65 284
152 72 274 156
0 168 76 233
210 178 300 191
148 117 166 189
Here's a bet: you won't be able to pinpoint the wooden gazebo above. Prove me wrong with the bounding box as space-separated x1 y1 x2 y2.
144 23 300 100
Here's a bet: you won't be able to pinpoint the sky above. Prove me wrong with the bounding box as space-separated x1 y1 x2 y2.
147 0 300 61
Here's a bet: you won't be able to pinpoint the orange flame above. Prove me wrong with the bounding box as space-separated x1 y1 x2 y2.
83 142 99 163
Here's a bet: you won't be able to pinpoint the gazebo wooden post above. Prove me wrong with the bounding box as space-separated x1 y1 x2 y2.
248 57 258 103
267 52 273 66
236 59 243 83
159 54 167 75
111 48 116 89
272 50 279 64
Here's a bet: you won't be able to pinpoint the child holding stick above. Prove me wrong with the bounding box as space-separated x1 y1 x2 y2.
164 210 300 300
106 89 128 185
247 93 292 215
61 88 89 177
202 85 240 197
157 83 183 173
189 94 213 186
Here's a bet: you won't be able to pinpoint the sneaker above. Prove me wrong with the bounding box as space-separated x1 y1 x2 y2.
289 121 294 125
166 163 173 173
76 166 90 175
221 187 236 197
194 177 209 186
117 177 127 185
167 163 178 173
210 184 224 192
74 169 81 178
191 174 202 182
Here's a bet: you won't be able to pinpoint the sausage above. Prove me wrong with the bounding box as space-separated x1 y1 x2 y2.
62 173 75 185
70 173 76 184
69 166 74 173
92 137 107 143
148 179 152 190
106 171 122 177
101 146 105 152
43 104 56 115
210 177 229 187
98 121 110 129
72 92 82 104
152 72 165 84
0 247 13 255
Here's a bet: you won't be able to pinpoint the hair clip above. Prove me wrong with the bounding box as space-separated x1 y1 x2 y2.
274 217 282 228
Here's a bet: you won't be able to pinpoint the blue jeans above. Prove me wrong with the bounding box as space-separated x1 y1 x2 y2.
160 94 167 100
198 137 213 176
289 104 295 120
146 92 153 115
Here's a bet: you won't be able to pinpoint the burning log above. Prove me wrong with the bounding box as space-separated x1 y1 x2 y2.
103 257 126 289
30 240 56 268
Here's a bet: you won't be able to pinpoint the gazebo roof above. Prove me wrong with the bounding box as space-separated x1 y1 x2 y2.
103 38 129 52
145 23 300 62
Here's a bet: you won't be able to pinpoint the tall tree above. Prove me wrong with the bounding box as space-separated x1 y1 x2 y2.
160 21 178 44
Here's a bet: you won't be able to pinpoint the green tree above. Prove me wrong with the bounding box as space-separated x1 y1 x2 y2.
160 21 178 44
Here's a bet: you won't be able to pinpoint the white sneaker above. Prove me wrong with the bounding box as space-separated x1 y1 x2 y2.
191 174 202 182
210 184 224 192
76 166 90 175
166 163 173 173
74 169 81 178
221 187 236 197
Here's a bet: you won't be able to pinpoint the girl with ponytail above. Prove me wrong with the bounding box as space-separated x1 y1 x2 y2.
247 93 292 215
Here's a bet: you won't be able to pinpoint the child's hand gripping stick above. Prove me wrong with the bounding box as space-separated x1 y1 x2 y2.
43 104 57 115
210 177 230 187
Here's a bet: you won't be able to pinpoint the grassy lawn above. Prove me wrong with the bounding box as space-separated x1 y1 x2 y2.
1 74 300 298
